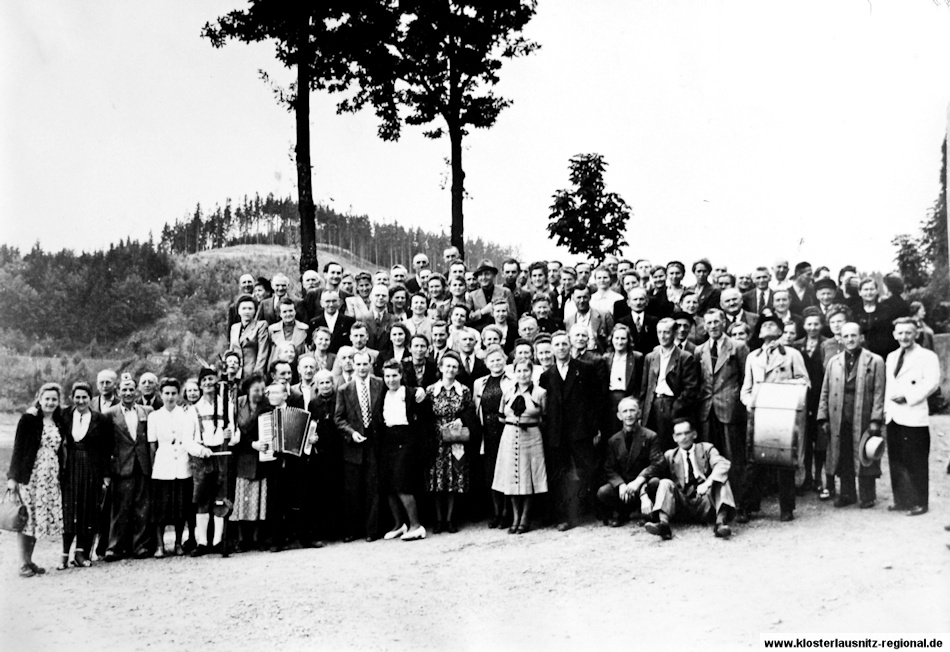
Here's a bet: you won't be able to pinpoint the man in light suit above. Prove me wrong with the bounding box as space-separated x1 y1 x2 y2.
266 298 310 370
469 259 517 331
695 308 750 521
643 418 737 540
333 351 383 542
309 290 355 354
884 318 940 515
640 318 700 451
105 378 153 560
817 323 886 509
742 267 774 314
565 284 613 353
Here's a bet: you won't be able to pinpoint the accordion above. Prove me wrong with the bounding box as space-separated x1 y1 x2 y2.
258 407 312 460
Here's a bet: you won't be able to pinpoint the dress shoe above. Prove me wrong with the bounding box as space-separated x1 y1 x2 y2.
210 542 228 557
446 522 458 534
19 564 35 578
432 522 443 535
28 562 46 575
365 535 381 543
133 549 151 560
312 541 326 549
342 535 358 543
173 545 185 556
607 518 622 528
645 522 672 540
182 539 197 553
73 550 92 568
154 547 166 559
384 524 408 540
887 504 908 512
833 497 856 508
190 545 210 558
507 525 518 534
401 526 427 541
487 516 500 529
268 543 284 553
736 511 750 524
779 511 795 522
906 506 928 516
516 524 531 535
714 524 732 539
556 522 574 532
859 500 876 509
103 551 122 563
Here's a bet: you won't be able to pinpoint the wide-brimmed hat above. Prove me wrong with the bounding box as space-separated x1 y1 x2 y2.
474 259 498 276
858 429 886 467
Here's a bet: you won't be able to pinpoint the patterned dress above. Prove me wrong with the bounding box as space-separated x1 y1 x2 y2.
21 422 64 538
426 384 472 494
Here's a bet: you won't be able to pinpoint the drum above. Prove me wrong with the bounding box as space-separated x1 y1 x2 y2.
752 383 806 468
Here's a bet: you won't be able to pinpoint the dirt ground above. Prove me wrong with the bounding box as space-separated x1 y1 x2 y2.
1 416 948 652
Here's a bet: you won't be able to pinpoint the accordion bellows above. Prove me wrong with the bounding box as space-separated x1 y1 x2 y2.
258 407 312 459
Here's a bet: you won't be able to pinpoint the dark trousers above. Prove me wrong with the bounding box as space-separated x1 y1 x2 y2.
547 438 596 526
647 396 676 451
343 451 379 539
312 450 345 541
95 485 112 556
108 467 151 555
702 411 747 510
596 482 645 519
747 465 796 515
887 423 930 509
269 456 311 545
837 420 876 504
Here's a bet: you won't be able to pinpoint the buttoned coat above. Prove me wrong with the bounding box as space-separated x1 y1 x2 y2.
603 350 645 399
266 320 310 369
639 345 700 427
817 348 885 478
695 336 748 424
603 425 664 487
230 318 270 378
883 344 940 427
333 376 384 464
107 403 153 478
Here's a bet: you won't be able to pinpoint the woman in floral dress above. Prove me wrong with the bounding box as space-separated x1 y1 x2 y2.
7 382 66 577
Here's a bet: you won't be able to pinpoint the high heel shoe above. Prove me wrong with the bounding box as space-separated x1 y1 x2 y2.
56 554 69 571
384 524 408 540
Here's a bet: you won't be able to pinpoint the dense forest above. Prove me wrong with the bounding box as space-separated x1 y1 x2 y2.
158 194 513 272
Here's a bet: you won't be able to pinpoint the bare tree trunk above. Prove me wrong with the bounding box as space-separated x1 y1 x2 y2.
449 124 465 258
295 13 318 275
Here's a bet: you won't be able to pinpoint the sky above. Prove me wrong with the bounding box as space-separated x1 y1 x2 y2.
2 0 949 276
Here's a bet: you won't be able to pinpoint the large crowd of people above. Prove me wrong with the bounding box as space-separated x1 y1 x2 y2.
6 247 945 577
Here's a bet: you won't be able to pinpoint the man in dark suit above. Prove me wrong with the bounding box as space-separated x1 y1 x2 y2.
258 273 306 326
640 318 700 451
333 351 383 542
743 267 775 314
788 261 817 315
619 288 660 355
540 331 607 531
405 253 429 294
309 290 355 354
303 262 352 323
105 378 153 560
226 273 257 330
135 372 163 410
695 308 750 521
596 397 663 526
501 258 532 318
91 369 119 413
364 284 395 351
455 329 488 390
90 369 119 558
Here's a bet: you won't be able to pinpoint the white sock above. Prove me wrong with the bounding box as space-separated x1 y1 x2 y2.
212 517 225 545
195 514 210 546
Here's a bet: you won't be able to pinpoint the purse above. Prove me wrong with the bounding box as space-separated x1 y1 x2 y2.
0 488 28 533
440 421 470 444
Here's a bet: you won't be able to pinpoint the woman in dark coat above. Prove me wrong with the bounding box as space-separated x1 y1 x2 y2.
7 382 67 577
61 381 113 568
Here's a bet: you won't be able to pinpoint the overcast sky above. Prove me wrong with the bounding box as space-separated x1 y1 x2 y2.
2 0 949 275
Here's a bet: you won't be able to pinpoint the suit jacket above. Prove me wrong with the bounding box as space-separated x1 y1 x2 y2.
8 411 67 484
691 284 721 315
883 344 940 427
470 285 518 325
135 395 164 410
565 308 614 353
266 320 310 369
456 354 489 391
653 442 736 510
603 350 644 399
619 312 660 355
743 288 775 314
539 358 606 447
310 312 356 354
230 319 270 378
107 403 153 478
724 310 758 334
402 358 441 390
817 348 885 477
90 395 119 414
788 285 817 316
302 287 350 324
364 311 396 352
740 344 809 409
695 336 748 424
604 425 664 487
334 376 385 464
645 290 675 319
504 284 532 318
258 295 306 326
640 345 700 427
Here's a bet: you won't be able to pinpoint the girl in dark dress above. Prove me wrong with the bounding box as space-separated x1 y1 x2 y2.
474 345 512 528
855 278 895 360
61 381 112 568
377 360 426 541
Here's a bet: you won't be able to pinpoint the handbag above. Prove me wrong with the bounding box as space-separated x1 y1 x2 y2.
0 488 28 533
440 421 470 444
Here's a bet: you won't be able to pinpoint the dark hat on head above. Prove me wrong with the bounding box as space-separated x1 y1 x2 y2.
793 261 812 277
671 311 694 323
814 277 837 293
757 313 785 334
474 259 498 276
198 367 218 383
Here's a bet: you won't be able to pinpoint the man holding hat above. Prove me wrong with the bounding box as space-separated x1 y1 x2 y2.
816 322 886 509
470 259 517 331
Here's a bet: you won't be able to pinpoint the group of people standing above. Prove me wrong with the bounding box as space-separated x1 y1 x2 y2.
6 247 946 576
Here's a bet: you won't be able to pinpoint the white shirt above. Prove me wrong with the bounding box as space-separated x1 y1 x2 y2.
630 311 645 331
383 387 409 427
121 405 139 439
655 347 675 397
591 290 623 315
679 446 706 486
71 410 90 442
609 352 628 391
770 278 792 292
556 360 570 380
324 310 338 333
148 406 195 480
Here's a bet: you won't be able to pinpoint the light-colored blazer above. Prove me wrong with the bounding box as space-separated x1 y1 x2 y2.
266 320 310 369
345 295 373 322
473 374 515 426
230 319 269 378
470 285 517 323
884 345 940 427
740 344 809 409
564 308 614 352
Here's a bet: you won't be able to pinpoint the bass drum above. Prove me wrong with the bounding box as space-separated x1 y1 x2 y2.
752 383 806 468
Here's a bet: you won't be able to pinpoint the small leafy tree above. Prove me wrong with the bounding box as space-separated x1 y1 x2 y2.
547 153 632 262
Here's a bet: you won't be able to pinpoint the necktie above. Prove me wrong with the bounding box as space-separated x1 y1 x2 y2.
358 380 371 429
685 449 697 487
465 356 473 374
635 314 642 332
757 290 765 314
894 349 905 377
711 339 718 364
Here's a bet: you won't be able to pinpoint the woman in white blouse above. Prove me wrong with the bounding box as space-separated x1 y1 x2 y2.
147 378 196 557
60 381 113 569
376 360 426 541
